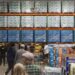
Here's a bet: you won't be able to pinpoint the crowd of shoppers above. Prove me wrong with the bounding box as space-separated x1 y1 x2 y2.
0 42 50 75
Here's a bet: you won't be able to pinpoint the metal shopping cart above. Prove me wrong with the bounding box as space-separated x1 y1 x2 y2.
25 64 41 75
25 64 62 75
42 66 62 75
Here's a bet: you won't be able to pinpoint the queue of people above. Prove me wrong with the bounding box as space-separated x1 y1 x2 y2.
0 42 50 75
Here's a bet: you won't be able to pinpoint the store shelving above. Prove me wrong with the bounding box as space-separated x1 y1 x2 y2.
0 12 75 16
0 0 75 43
0 27 75 30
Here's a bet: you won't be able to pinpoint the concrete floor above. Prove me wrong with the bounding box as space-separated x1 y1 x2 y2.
0 64 11 75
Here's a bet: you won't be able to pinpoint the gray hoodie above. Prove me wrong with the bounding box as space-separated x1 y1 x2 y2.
15 48 26 63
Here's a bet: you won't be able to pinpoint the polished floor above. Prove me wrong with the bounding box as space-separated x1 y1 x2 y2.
0 64 11 75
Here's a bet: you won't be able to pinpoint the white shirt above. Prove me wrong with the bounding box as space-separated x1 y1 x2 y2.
22 51 34 60
44 45 49 54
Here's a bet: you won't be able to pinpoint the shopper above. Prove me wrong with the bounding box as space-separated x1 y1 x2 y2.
22 52 41 75
15 44 26 64
0 43 7 66
34 43 43 64
34 43 42 53
43 43 49 64
14 43 19 51
30 43 34 53
13 49 35 75
44 43 49 58
22 51 34 64
13 63 28 75
25 43 28 51
27 43 31 51
0 44 2 65
5 43 16 75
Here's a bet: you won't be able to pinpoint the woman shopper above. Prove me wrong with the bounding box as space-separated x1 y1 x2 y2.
13 63 28 75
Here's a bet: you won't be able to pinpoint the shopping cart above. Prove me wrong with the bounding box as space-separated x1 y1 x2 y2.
25 64 41 75
25 64 62 75
42 66 62 75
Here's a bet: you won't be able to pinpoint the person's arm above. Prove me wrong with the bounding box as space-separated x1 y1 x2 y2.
13 48 18 64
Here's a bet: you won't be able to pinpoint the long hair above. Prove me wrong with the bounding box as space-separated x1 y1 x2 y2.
13 63 28 75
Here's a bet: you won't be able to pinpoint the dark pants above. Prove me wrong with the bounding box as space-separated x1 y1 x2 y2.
5 62 14 75
0 56 5 65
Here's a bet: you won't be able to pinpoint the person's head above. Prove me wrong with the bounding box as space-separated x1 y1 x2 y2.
24 43 27 46
8 42 15 47
0 43 2 47
35 43 39 46
22 52 34 65
2 43 5 46
31 43 34 46
20 44 25 49
13 63 28 75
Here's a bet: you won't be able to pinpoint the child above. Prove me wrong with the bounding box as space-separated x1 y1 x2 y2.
13 63 28 75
